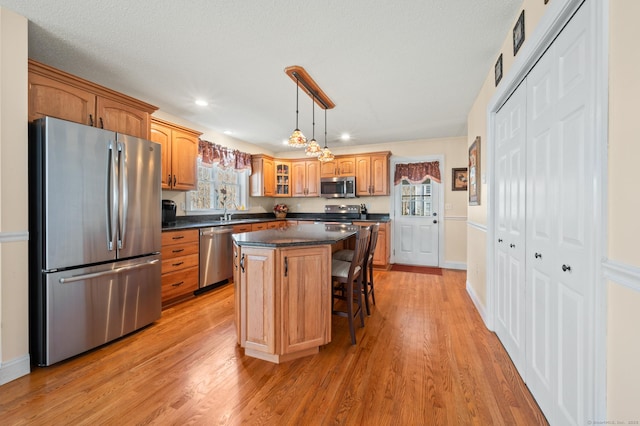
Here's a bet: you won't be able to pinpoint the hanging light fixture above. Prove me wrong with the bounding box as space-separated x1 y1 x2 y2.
305 92 322 156
317 108 334 163
288 74 307 148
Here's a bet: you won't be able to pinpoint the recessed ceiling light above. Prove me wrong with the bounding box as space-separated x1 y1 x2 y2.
223 130 233 135
195 99 208 107
340 133 351 141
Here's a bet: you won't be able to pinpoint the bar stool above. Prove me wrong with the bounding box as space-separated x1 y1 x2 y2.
333 223 379 315
331 226 370 345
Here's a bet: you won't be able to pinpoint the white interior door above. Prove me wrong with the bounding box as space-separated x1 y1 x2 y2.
392 166 440 267
525 3 594 424
494 81 527 378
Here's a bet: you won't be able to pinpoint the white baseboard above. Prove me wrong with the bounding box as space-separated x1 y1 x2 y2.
442 261 466 270
0 354 30 386
466 280 488 327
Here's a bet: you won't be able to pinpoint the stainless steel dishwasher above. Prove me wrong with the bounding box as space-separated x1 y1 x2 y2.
199 226 234 289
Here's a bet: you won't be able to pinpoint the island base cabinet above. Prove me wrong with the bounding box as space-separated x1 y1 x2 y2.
238 245 332 363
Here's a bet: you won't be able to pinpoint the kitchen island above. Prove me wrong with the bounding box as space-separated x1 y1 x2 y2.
232 224 358 363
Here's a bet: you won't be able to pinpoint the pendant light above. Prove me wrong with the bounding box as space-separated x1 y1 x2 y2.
317 108 334 162
288 74 307 148
305 93 322 156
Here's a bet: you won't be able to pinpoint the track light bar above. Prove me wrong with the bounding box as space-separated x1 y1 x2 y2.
284 65 336 110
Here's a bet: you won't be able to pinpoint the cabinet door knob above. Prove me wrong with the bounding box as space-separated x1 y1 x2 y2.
498 238 503 243
433 220 438 224
535 253 542 259
510 243 516 248
562 264 572 272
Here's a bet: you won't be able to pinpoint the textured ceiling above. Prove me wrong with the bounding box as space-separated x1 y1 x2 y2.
1 0 522 152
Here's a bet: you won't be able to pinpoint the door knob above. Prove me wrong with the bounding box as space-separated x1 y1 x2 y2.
535 253 542 259
498 238 503 243
510 243 516 248
433 220 438 224
433 212 437 216
562 264 572 272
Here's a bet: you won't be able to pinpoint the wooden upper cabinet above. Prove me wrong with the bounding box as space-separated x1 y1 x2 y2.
28 73 96 125
319 156 356 177
274 161 291 197
355 152 390 196
28 59 157 139
292 159 320 197
150 118 201 191
96 97 150 139
250 155 275 197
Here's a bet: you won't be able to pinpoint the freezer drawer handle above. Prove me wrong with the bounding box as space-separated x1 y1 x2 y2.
58 259 159 284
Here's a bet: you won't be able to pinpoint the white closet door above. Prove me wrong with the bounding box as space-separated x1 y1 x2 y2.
526 3 594 424
494 81 527 377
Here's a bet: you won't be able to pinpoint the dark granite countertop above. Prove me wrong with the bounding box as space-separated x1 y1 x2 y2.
232 223 359 248
162 213 390 231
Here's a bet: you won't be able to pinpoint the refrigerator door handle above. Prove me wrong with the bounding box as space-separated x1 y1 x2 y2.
118 142 128 250
58 259 160 284
107 142 118 251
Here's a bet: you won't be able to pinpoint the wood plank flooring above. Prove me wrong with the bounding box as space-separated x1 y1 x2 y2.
0 269 548 425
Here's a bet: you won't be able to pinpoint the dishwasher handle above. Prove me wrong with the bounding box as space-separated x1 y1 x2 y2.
200 226 234 236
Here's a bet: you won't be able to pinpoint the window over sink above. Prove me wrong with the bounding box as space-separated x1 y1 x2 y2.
186 160 249 213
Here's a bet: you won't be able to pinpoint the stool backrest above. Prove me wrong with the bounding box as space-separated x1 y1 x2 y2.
367 223 380 262
348 226 371 280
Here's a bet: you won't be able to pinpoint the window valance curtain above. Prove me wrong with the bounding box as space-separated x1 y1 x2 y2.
198 139 252 172
393 161 441 185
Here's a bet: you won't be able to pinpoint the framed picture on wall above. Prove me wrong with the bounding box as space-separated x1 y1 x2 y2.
452 168 468 191
495 54 503 86
469 137 481 206
513 10 525 56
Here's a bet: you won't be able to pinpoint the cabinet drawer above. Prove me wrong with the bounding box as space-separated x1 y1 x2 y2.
161 253 199 274
233 224 253 233
162 267 199 302
161 241 199 259
162 229 198 246
252 222 268 231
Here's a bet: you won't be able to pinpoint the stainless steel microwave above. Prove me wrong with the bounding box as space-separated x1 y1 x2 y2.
320 176 356 198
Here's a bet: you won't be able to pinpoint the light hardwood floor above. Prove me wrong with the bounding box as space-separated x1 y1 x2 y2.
0 269 547 425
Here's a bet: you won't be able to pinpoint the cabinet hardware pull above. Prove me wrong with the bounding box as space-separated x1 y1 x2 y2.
167 174 171 185
172 261 184 267
172 235 184 240
173 175 177 187
562 264 572 272
284 257 288 277
240 254 245 273
498 239 503 243
99 117 104 129
171 281 184 287
89 114 94 126
510 244 516 248
535 253 542 259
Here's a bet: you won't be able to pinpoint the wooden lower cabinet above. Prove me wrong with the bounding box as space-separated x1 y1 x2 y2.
353 221 390 268
237 245 331 363
161 229 199 307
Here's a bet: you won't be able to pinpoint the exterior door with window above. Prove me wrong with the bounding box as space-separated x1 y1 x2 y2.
392 161 441 266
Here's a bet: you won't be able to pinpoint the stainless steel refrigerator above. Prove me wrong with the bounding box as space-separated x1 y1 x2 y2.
29 117 162 366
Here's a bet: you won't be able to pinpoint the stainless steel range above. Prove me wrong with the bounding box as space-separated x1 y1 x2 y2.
322 204 361 223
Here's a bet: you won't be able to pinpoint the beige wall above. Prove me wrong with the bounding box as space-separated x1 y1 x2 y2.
0 8 29 384
465 0 547 308
607 0 640 418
